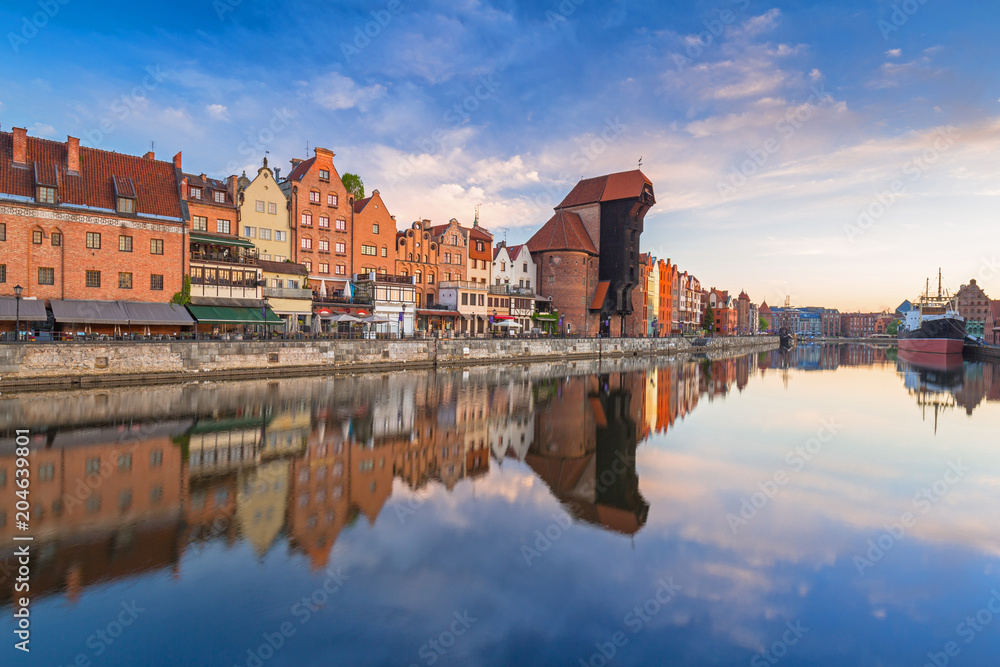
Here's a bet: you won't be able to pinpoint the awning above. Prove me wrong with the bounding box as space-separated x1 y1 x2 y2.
189 232 255 249
494 315 515 321
533 313 559 321
50 299 127 324
417 309 461 318
0 297 47 321
121 302 195 326
186 305 283 324
590 281 610 310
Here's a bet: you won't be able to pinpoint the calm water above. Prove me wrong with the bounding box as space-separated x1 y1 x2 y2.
2 343 1000 667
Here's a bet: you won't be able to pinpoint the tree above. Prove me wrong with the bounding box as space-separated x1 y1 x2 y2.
342 172 364 200
171 275 191 305
703 305 715 334
759 315 768 331
887 319 900 336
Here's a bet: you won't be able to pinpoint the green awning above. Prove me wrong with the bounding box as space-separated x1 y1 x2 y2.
186 305 283 324
533 313 559 321
189 233 256 249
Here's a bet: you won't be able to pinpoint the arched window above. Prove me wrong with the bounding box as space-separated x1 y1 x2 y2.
408 253 413 261
401 269 409 277
415 271 422 284
428 274 435 284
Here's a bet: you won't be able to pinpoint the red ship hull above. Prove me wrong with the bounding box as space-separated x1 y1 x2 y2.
897 337 964 355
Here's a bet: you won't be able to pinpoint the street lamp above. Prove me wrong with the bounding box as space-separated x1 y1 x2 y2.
13 284 22 342
261 295 269 338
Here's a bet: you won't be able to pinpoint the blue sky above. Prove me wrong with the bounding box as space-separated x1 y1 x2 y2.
3 0 1000 310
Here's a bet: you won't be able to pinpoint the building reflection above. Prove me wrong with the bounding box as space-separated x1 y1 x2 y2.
1 350 816 607
894 350 1000 427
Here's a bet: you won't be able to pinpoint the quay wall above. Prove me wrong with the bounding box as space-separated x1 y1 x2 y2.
0 336 778 391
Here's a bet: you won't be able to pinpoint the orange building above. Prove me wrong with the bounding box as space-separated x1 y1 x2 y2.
352 189 396 276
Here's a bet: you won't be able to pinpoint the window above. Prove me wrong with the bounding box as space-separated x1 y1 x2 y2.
118 453 132 471
318 263 328 274
462 293 469 306
38 186 56 203
381 246 387 257
216 219 231 234
319 216 330 229
38 463 55 481
0 223 5 241
0 265 5 283
373 223 379 234
479 294 484 306
327 193 338 206
244 226 256 238
444 252 451 264
119 272 133 289
310 190 320 203
301 237 312 250
256 199 265 213
86 233 102 249
257 228 271 241
335 265 346 275
118 197 134 214
52 232 61 246
86 270 101 288
214 191 226 204
361 244 376 256
335 218 346 231
192 216 208 231
319 169 330 180
150 274 164 291
271 278 283 288
119 235 133 252
301 212 312 227
335 241 345 253
275 230 287 242
415 271 422 284
268 202 278 215
38 267 54 285
456 254 462 264
33 230 43 244
189 187 201 199
86 457 101 475
523 262 528 272
150 238 163 255
428 273 434 284
318 239 330 252
476 241 484 252
303 260 312 272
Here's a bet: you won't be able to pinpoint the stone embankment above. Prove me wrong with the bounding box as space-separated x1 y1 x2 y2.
0 336 778 391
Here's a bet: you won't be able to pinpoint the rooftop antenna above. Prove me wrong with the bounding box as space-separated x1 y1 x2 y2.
638 156 643 168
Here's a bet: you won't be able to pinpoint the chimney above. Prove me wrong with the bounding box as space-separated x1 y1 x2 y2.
12 127 27 166
172 151 182 169
290 158 303 169
67 136 80 174
226 174 238 200
143 151 155 160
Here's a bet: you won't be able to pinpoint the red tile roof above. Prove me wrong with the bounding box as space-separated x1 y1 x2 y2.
469 226 493 241
759 301 771 314
0 130 183 219
557 169 653 208
525 210 597 255
286 157 316 182
353 196 371 214
507 244 525 261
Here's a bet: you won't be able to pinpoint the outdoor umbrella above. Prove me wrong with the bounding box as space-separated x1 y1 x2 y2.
363 314 391 323
496 320 523 328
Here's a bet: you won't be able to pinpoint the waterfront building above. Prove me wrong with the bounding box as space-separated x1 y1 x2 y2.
396 219 441 308
708 288 736 335
985 300 1000 344
956 278 990 337
352 272 417 336
466 218 494 287
736 291 753 334
626 253 653 336
648 258 660 336
0 127 194 335
657 259 674 336
527 170 655 337
439 278 488 335
352 190 396 276
840 312 877 337
759 301 772 331
280 148 352 295
258 259 312 333
492 242 536 291
680 272 702 334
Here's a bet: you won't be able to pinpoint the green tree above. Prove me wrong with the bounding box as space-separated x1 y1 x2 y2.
759 315 768 331
171 275 191 305
703 305 715 334
342 172 364 200
887 319 900 336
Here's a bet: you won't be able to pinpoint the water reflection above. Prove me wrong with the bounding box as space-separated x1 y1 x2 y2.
3 344 1000 666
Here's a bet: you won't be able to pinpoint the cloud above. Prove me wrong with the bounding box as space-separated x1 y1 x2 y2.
312 72 386 111
206 104 230 121
885 48 901 58
30 122 56 138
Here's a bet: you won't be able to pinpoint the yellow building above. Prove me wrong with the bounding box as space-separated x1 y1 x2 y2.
238 160 313 332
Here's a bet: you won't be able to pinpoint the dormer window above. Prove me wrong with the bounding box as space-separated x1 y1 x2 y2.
37 186 56 204
214 191 226 203
117 197 135 214
189 187 201 199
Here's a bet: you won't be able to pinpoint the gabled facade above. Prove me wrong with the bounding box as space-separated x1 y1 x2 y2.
280 147 351 293
395 220 440 308
237 160 291 263
352 190 396 276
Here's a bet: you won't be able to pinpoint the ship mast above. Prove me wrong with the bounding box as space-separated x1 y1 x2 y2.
938 268 942 298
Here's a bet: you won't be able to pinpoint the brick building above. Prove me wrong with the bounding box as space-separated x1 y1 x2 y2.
281 147 351 295
956 278 990 337
657 259 674 336
840 312 877 337
0 127 193 335
352 189 396 276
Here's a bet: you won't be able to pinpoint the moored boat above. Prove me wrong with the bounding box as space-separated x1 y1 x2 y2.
898 269 965 355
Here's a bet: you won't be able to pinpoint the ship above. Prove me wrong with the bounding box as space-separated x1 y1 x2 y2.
897 269 965 355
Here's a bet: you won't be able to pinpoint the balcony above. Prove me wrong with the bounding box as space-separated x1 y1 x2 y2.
191 251 258 266
440 280 488 291
313 294 374 306
353 273 414 285
488 284 535 296
263 286 313 300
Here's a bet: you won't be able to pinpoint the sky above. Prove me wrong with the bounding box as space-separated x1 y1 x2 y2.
2 0 999 312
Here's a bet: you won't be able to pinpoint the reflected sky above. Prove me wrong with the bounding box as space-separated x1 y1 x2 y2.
2 344 1000 666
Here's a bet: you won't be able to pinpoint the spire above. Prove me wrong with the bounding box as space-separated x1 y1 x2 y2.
473 204 480 228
